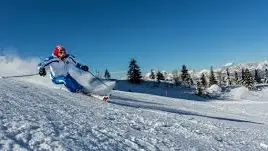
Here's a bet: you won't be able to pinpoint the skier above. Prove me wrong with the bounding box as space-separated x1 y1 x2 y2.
38 45 89 93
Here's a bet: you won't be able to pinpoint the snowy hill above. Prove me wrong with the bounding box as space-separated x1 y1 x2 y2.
1 78 268 150
1 55 268 150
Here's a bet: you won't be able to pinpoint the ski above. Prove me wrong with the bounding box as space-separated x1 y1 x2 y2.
80 91 110 102
90 94 110 102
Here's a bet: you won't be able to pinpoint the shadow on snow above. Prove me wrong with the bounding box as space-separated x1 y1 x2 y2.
109 97 263 125
113 80 213 102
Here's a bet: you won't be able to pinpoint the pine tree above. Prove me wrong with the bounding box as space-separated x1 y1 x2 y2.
239 68 246 85
181 65 192 86
226 68 230 77
172 70 180 86
209 66 218 86
189 77 194 86
200 73 207 88
222 76 226 85
162 71 168 80
215 71 222 86
156 71 165 83
226 68 231 85
254 69 262 84
149 69 155 79
234 71 238 84
241 68 245 81
265 69 268 83
244 68 254 89
196 81 202 96
181 65 188 82
127 58 142 84
104 69 111 79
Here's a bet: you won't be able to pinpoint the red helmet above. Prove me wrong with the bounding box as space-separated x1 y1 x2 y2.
53 45 66 57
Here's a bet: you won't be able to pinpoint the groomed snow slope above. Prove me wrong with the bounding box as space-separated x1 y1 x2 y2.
0 79 268 151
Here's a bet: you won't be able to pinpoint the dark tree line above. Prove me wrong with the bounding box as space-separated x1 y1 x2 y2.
126 57 267 91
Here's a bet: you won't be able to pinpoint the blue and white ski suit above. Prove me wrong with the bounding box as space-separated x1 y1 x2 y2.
38 54 85 92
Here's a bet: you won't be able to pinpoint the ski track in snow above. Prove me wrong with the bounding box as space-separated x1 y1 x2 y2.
0 79 268 151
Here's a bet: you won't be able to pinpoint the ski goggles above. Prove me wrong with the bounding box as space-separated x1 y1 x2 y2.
58 48 66 54
59 50 66 54
58 50 66 57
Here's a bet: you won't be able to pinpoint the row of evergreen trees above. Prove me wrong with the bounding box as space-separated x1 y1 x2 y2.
197 67 218 89
148 65 194 87
125 58 254 88
197 66 266 95
198 68 267 88
149 70 165 83
195 67 267 95
124 58 268 92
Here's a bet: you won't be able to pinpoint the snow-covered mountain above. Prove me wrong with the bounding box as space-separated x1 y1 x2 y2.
219 60 268 75
144 60 268 80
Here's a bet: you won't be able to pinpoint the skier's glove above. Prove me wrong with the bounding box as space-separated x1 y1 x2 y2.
39 67 46 76
81 65 89 72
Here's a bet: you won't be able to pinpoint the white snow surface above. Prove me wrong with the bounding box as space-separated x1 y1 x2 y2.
0 55 268 150
225 86 251 100
0 79 268 151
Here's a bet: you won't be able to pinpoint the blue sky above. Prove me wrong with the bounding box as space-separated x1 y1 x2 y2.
1 0 268 78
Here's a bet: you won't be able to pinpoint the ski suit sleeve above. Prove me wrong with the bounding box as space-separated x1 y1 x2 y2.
67 55 84 70
37 56 58 70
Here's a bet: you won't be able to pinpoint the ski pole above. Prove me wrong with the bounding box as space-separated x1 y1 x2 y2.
86 70 109 87
0 73 39 79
